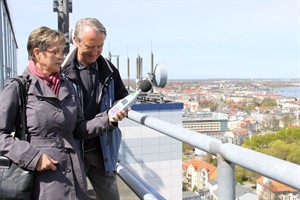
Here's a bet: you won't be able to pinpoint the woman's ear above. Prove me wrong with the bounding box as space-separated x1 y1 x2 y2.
32 48 41 61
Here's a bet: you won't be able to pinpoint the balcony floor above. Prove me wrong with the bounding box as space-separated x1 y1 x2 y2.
86 176 140 200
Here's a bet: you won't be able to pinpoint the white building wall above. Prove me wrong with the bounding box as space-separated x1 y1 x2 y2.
118 105 183 200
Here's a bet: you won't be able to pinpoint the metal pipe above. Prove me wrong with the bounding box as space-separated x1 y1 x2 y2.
116 163 166 200
127 57 130 90
56 0 70 54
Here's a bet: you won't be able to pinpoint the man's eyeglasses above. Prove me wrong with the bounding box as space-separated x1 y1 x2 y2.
44 50 64 57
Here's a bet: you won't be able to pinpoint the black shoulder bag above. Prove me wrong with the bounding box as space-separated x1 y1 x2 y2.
0 77 34 200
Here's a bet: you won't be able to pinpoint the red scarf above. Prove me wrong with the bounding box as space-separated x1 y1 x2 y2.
28 60 60 96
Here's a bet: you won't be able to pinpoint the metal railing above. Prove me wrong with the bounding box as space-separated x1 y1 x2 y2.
117 163 166 200
119 110 300 200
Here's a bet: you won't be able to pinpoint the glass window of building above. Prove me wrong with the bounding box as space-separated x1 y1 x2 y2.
0 0 18 91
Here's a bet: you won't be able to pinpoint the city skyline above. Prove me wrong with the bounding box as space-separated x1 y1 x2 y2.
8 0 300 80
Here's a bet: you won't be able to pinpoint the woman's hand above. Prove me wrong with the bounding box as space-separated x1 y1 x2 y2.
36 153 58 171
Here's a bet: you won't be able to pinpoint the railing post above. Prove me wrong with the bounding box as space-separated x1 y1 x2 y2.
217 154 235 200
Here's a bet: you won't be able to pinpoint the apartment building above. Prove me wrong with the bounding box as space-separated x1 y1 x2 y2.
182 118 228 133
256 176 300 200
182 159 217 192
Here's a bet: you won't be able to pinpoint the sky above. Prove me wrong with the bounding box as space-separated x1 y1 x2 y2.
7 0 300 80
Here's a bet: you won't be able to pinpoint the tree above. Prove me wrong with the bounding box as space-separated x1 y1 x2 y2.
264 115 280 131
202 153 217 166
243 127 300 164
182 182 189 191
281 114 295 128
236 166 260 183
266 140 291 160
192 185 198 192
261 99 277 107
183 143 194 154
209 102 218 112
286 141 300 164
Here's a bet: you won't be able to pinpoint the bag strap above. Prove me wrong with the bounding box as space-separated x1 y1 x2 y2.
11 76 29 141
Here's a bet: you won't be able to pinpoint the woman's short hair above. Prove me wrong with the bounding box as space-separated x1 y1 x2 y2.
27 26 65 60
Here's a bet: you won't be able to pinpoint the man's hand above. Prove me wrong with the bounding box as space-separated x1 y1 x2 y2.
36 153 58 171
109 107 130 122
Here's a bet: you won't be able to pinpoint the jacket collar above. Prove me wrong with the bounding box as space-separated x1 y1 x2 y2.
61 47 115 82
23 68 69 101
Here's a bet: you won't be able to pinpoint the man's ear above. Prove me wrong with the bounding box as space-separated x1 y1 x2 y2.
73 36 78 46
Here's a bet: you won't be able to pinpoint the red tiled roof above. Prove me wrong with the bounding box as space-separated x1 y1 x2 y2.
254 94 280 98
182 89 199 94
256 176 299 193
183 159 217 177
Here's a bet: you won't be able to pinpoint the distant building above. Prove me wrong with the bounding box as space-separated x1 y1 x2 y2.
256 176 300 200
182 117 228 155
182 118 228 138
226 96 254 103
0 0 18 90
182 159 218 193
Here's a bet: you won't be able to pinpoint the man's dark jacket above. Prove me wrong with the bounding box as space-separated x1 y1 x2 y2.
61 48 128 175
